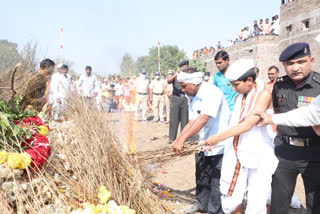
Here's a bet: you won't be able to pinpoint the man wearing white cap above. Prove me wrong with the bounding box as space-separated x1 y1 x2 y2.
205 59 278 214
172 67 230 214
149 72 166 122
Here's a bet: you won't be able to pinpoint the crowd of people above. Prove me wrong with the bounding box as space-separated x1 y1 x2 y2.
235 14 280 42
46 64 185 123
192 46 217 59
193 14 280 60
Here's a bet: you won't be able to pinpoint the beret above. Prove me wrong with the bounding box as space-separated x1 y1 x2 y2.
178 60 189 67
204 72 210 75
279 42 311 62
225 59 255 82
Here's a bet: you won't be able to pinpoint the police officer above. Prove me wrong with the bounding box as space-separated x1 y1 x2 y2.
167 60 189 143
271 42 320 214
149 72 166 122
134 70 149 121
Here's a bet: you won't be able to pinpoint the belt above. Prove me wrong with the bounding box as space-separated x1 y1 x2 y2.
153 93 163 95
173 94 185 97
137 92 148 95
281 136 313 147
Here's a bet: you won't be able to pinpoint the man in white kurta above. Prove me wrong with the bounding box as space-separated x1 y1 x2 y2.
77 66 98 101
205 59 278 214
52 64 72 120
48 63 62 117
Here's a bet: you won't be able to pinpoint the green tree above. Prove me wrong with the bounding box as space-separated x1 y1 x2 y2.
136 45 186 77
189 59 207 74
120 53 138 77
0 40 21 72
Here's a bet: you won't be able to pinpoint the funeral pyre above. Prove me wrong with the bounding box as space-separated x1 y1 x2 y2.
0 61 170 214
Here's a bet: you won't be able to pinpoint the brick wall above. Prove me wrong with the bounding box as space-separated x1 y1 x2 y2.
280 0 320 72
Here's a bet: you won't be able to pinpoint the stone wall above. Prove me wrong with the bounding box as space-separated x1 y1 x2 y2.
199 35 283 82
280 0 320 72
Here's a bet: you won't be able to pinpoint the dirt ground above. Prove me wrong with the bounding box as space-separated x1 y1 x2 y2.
111 112 307 214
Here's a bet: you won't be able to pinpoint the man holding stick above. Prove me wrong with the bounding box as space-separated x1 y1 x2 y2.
172 67 230 214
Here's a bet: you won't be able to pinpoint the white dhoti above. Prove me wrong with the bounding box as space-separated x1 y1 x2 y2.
221 163 273 214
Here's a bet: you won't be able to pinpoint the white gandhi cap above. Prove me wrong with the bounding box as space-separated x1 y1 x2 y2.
56 63 63 69
225 59 255 82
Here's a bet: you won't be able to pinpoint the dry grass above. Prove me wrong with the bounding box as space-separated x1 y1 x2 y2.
51 97 170 213
0 96 171 213
0 42 38 102
138 142 201 166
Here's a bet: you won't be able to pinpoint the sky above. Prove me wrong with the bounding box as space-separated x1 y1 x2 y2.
1 0 280 75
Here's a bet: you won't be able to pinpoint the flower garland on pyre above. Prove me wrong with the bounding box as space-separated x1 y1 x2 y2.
17 116 51 171
0 95 51 172
0 116 51 172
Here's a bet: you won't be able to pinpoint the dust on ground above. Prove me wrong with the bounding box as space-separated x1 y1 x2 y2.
111 112 306 214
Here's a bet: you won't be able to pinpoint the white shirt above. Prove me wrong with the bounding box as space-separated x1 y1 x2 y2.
273 95 320 126
189 83 231 156
114 83 123 96
55 73 72 99
48 72 61 104
271 19 280 35
77 74 98 97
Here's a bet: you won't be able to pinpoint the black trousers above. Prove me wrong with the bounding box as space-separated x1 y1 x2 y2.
271 141 320 214
169 96 188 142
196 153 224 214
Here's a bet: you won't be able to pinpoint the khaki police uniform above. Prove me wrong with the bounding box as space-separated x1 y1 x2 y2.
164 80 173 122
134 76 149 121
150 79 166 122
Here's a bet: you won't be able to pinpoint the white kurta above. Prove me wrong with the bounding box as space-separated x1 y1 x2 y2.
48 72 61 105
77 74 98 97
220 83 279 214
52 73 72 119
